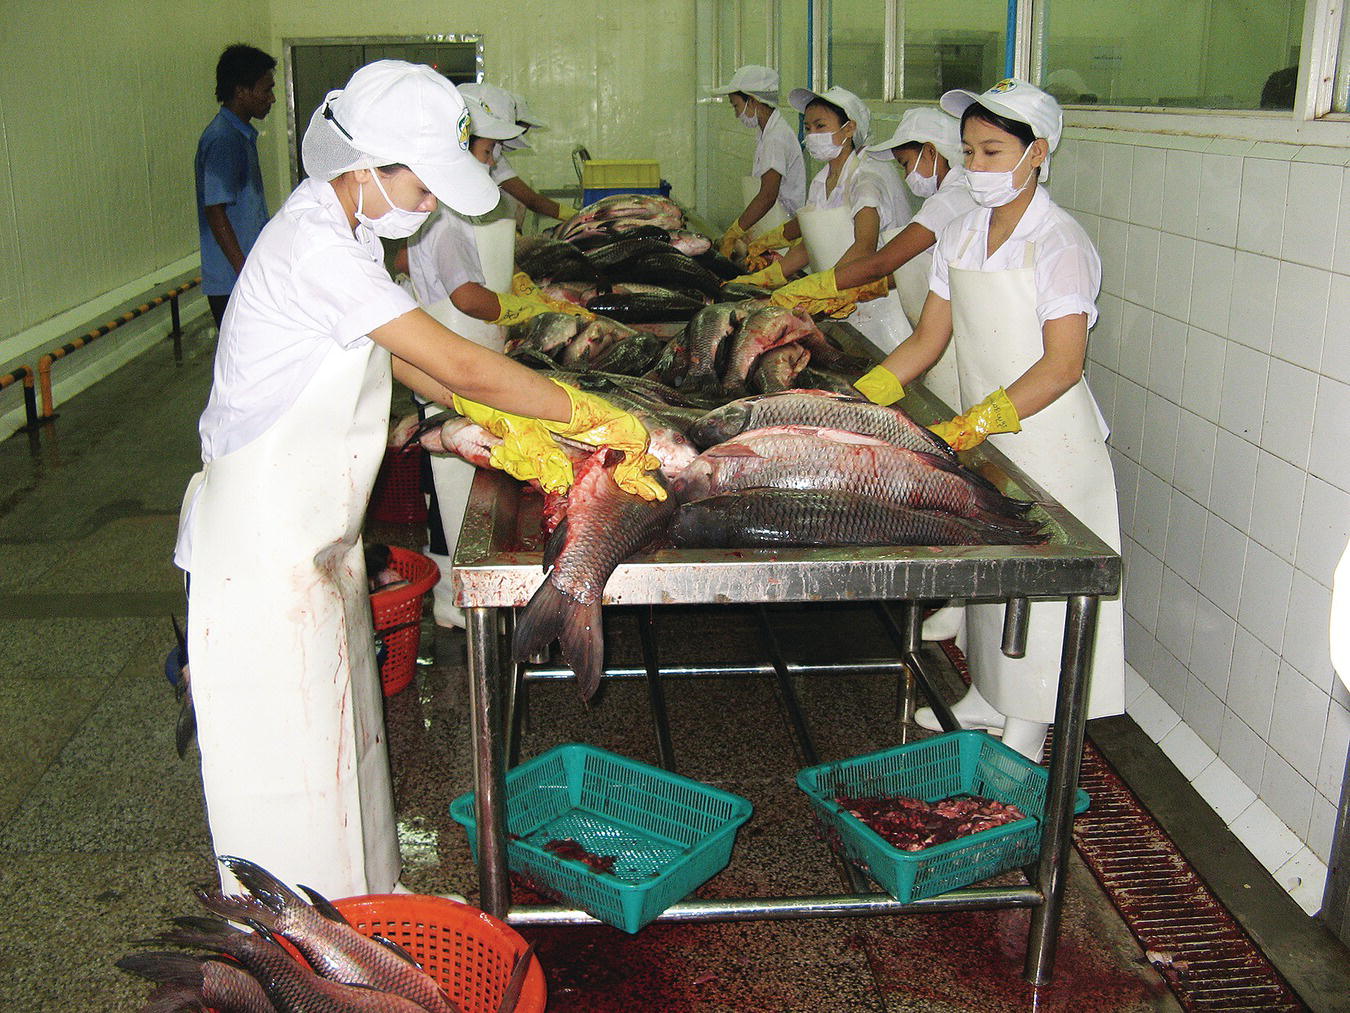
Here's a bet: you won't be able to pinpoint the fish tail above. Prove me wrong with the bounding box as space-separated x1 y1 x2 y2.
141 982 210 1013
558 596 605 702
116 951 207 989
175 687 196 760
217 855 305 916
192 887 280 935
511 580 569 663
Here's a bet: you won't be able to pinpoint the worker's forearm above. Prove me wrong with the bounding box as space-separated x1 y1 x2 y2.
500 177 559 218
737 172 781 231
834 223 935 290
878 293 952 385
204 205 246 274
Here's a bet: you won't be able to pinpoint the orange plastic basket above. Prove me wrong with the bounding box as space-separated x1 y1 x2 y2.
369 445 429 524
370 546 439 696
207 895 545 1013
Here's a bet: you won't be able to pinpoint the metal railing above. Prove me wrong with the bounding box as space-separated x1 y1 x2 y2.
0 365 38 431
30 276 200 424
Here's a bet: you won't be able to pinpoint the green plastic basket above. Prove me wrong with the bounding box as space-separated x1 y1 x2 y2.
449 744 752 933
796 730 1090 904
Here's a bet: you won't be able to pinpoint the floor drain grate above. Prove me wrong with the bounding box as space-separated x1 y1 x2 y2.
939 641 1308 1011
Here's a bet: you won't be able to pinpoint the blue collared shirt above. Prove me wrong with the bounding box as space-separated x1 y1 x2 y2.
195 107 269 296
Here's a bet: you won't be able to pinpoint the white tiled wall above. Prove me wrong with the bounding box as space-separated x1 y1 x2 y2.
1054 128 1350 912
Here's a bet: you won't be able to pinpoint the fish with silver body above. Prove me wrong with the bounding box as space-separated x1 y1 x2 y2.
671 487 1046 549
718 306 819 395
503 313 583 359
688 390 956 458
674 425 1037 534
750 344 812 394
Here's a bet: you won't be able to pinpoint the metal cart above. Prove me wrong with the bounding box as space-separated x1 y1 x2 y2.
450 346 1120 986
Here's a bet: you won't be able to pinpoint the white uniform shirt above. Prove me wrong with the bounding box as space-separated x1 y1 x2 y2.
806 151 912 234
752 109 806 216
198 178 416 462
929 187 1101 327
406 206 486 305
490 154 519 184
911 165 977 237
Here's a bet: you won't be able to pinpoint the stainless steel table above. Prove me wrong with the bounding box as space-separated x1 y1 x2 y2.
450 345 1120 986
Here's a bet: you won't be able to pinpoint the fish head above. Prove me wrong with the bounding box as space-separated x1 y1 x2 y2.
689 401 752 447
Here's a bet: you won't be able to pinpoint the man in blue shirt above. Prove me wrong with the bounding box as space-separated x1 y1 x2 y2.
196 44 276 327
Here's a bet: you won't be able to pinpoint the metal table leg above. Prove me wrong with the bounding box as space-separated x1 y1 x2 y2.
636 609 677 772
1023 593 1098 985
467 605 511 917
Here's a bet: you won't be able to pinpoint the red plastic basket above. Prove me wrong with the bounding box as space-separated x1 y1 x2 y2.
369 445 428 524
370 546 439 696
207 895 546 1013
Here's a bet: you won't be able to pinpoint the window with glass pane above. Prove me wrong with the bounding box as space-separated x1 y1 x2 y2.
779 0 811 98
829 0 885 98
718 0 741 84
900 0 1007 101
1041 0 1304 109
741 0 772 67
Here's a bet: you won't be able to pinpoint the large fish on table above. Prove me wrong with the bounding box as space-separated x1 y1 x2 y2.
688 389 957 458
674 425 1039 533
672 488 1047 549
585 290 707 324
503 312 584 359
513 450 677 699
750 344 811 394
719 306 819 395
515 236 607 287
681 302 756 390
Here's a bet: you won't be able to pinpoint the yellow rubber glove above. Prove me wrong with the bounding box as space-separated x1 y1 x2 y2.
729 261 788 290
504 272 595 321
491 291 554 327
450 395 575 492
853 365 905 406
770 271 889 319
719 220 747 258
928 388 1022 451
745 223 790 259
537 380 667 502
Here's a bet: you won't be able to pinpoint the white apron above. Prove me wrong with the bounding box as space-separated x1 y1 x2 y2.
741 175 790 242
179 338 400 898
417 221 516 626
949 241 1125 723
850 225 912 355
892 246 960 413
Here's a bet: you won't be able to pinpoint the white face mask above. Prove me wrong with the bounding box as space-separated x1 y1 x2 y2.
964 144 1035 209
905 146 939 199
356 168 430 239
737 106 759 130
804 130 845 162
490 142 503 165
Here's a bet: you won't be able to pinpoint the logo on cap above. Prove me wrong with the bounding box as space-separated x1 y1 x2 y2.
457 109 471 150
991 79 1017 93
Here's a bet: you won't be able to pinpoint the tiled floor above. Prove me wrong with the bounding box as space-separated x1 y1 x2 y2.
0 312 1317 1010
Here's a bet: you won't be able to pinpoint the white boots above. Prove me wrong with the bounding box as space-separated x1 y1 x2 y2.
425 547 464 629
920 603 965 641
915 683 1005 733
914 684 1050 763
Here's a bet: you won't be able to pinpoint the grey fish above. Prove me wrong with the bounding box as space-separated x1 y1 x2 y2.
682 302 752 387
515 236 606 287
584 290 706 323
118 950 275 1012
688 390 957 458
559 316 638 366
671 488 1047 549
503 313 583 359
719 306 818 394
673 425 1038 532
144 919 434 1012
588 329 667 375
512 451 677 699
719 282 772 301
750 344 811 394
201 857 459 1013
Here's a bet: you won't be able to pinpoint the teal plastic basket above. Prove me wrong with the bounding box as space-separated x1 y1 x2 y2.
449 744 752 933
796 730 1090 904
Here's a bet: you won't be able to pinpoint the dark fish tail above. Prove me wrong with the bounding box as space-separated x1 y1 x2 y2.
511 580 569 664
137 982 209 1013
175 685 196 760
512 579 604 701
497 940 538 1013
218 855 307 917
192 887 281 936
297 883 349 924
117 951 207 989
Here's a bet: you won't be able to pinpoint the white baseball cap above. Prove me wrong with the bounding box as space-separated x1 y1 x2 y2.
709 65 780 105
940 78 1062 180
511 91 548 128
458 83 526 142
866 107 963 167
789 86 871 146
301 60 499 215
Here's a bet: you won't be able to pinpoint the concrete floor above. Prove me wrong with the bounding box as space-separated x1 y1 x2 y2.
0 312 1323 1010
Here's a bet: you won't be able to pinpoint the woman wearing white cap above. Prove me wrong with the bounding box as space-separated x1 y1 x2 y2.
173 61 662 898
854 79 1124 762
481 84 578 225
709 65 806 258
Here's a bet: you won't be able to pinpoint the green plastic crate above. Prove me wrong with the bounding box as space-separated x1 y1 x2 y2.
449 744 752 933
796 730 1090 904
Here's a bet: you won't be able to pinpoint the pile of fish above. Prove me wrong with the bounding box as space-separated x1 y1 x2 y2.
514 194 753 325
116 855 535 1012
417 388 1046 701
